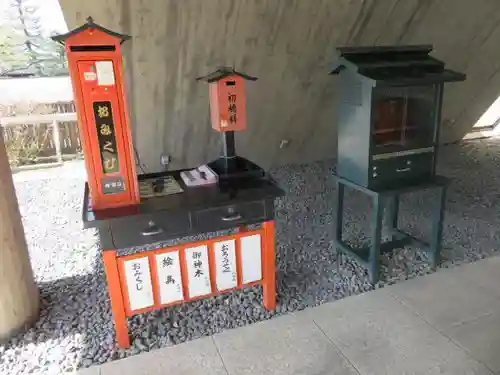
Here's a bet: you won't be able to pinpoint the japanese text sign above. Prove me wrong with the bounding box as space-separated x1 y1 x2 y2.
119 231 265 315
93 100 120 175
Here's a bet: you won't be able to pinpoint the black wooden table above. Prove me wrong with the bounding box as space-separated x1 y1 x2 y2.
82 169 284 348
333 175 449 284
83 169 284 249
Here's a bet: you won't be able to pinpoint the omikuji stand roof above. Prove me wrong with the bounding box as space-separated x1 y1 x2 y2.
330 45 466 85
52 16 131 45
196 67 258 83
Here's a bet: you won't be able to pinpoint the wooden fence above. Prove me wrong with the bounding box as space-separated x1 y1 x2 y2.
0 113 81 168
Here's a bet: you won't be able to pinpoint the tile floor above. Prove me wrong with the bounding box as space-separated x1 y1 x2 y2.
79 256 500 375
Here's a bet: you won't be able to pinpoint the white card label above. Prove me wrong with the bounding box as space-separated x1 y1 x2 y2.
185 245 211 298
96 61 115 86
84 71 97 81
214 239 237 291
240 235 262 284
123 257 154 311
155 251 184 305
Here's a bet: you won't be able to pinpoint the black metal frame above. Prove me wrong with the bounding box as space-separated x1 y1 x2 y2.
334 175 449 284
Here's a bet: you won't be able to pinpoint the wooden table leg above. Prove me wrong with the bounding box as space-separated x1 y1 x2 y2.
262 220 277 311
369 195 383 284
387 195 400 240
334 180 345 273
334 180 345 247
430 185 447 269
102 250 130 348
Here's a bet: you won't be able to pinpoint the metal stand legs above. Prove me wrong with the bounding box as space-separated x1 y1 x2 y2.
334 176 449 284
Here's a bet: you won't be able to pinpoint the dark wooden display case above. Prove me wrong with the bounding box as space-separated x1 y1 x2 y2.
330 45 466 190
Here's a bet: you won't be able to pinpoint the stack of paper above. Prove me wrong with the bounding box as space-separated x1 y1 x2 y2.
180 165 218 187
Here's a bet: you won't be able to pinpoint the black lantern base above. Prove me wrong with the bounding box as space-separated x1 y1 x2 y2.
208 156 265 182
210 130 265 182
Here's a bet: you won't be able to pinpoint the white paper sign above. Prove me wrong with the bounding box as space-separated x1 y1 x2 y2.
240 235 262 284
185 245 211 298
214 239 237 291
83 71 97 81
123 257 154 311
96 61 115 86
155 251 184 305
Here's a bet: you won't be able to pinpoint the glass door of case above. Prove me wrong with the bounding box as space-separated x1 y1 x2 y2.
371 85 436 153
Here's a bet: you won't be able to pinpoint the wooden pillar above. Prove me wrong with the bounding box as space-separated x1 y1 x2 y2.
0 131 39 341
102 250 130 348
262 220 277 310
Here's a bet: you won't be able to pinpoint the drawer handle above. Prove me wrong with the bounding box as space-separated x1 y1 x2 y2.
141 221 164 236
221 213 243 222
396 167 411 173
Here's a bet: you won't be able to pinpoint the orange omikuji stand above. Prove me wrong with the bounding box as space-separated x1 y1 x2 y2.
53 17 139 210
197 67 265 181
196 67 257 132
55 18 284 349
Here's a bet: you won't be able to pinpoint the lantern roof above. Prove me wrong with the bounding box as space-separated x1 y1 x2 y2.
52 16 131 45
196 67 258 83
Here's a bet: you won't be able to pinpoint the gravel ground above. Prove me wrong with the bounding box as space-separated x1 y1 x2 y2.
1 138 500 374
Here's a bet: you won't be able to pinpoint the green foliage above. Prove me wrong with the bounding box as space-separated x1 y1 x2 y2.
3 124 48 166
1 0 68 77
0 25 29 72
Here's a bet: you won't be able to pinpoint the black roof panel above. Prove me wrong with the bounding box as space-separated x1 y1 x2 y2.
196 67 258 83
330 45 465 83
52 16 131 45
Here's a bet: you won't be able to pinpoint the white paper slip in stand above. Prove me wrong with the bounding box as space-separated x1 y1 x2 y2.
181 165 218 186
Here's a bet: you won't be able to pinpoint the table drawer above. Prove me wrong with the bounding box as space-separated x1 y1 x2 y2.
371 152 434 189
110 212 192 249
195 200 267 232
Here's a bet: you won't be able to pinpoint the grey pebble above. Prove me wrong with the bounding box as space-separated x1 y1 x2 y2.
82 359 93 368
3 141 500 374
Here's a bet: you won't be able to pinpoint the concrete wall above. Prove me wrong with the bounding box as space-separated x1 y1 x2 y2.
59 0 500 171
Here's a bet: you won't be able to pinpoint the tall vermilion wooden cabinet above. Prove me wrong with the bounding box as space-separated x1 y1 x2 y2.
53 17 139 210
